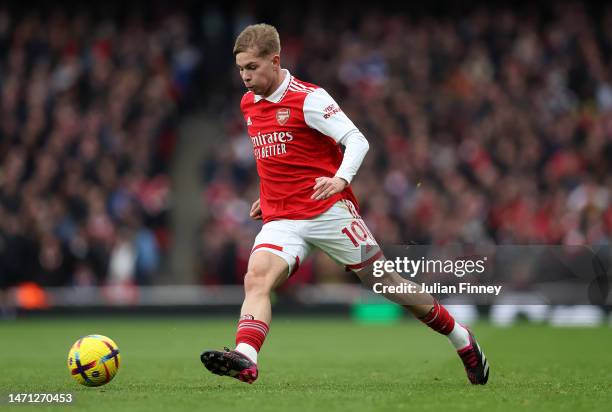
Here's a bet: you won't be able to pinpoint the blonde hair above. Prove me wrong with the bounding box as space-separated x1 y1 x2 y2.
233 23 281 57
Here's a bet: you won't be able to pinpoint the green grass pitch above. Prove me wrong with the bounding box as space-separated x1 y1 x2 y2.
1 316 611 411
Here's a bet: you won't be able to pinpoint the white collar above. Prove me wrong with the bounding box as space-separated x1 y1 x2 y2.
254 69 291 103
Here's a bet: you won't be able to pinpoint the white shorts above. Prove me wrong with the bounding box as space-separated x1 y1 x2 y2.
252 200 382 275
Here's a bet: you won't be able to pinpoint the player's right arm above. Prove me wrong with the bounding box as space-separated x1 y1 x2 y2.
241 92 262 220
250 198 262 220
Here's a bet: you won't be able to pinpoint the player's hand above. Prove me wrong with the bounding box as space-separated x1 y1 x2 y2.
250 198 262 220
311 177 347 200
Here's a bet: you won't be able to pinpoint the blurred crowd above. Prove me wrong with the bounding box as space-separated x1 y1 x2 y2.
0 5 199 289
1 2 611 289
200 2 612 284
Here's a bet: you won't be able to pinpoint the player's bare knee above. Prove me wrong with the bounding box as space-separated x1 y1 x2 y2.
243 269 271 296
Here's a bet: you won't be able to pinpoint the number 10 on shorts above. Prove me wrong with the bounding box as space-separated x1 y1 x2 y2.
341 220 374 247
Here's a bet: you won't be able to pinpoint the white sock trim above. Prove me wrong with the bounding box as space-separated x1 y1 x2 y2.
447 323 471 350
235 343 258 364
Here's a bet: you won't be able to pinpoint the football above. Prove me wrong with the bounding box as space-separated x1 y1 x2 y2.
67 334 121 387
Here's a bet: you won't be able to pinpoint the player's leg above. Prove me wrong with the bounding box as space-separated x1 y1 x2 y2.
354 263 435 316
307 200 489 384
232 250 289 365
240 250 290 325
201 220 309 384
354 263 489 384
201 251 289 384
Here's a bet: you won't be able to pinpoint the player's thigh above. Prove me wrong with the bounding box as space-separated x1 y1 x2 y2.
304 200 382 271
251 219 311 280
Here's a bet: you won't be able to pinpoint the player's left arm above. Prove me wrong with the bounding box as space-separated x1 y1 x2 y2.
303 88 370 200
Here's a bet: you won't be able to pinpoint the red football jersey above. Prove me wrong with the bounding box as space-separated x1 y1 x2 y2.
241 70 360 223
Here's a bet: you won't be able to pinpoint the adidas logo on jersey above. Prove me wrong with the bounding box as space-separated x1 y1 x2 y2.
246 116 252 126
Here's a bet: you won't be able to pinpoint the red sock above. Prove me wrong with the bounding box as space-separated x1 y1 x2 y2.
419 300 455 335
236 318 269 352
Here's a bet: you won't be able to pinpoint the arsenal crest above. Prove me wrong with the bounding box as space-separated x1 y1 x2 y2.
276 108 290 125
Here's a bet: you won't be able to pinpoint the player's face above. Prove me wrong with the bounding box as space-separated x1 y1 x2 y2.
236 48 279 96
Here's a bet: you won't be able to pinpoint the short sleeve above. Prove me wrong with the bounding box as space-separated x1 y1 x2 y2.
303 88 359 143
